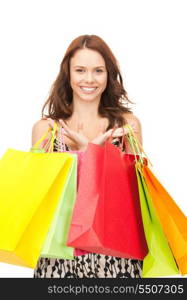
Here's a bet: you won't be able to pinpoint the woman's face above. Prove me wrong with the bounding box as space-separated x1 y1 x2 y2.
70 48 108 103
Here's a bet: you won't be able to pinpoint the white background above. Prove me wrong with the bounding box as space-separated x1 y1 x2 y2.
0 0 187 278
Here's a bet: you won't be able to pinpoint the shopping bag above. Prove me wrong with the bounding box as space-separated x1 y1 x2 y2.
0 124 74 268
67 140 148 259
142 165 187 275
55 125 89 257
32 121 80 259
39 122 88 257
124 124 179 277
41 123 85 186
40 154 77 259
135 163 179 277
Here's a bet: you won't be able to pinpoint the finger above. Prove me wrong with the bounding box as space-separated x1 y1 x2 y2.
59 119 73 135
110 125 118 136
61 128 68 135
59 119 68 128
97 127 105 137
113 127 128 136
111 128 120 136
105 129 113 138
99 123 106 134
77 122 83 133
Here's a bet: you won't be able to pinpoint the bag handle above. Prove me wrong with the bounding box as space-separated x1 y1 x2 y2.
124 124 153 167
31 120 150 157
56 125 67 152
107 124 148 165
31 121 58 152
107 124 126 152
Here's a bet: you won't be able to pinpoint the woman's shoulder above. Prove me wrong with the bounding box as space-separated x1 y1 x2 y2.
123 111 140 122
123 112 142 129
122 112 142 145
31 117 55 146
32 118 50 133
123 112 143 145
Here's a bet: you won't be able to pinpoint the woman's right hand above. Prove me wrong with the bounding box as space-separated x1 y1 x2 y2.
43 117 89 150
58 119 89 151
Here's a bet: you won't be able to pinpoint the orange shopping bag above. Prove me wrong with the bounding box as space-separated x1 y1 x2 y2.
125 123 187 275
142 165 187 275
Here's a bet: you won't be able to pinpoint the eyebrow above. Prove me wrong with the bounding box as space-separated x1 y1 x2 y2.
73 65 106 69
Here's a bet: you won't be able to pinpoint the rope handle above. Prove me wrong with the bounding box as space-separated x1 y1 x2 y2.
124 124 153 167
30 120 153 165
30 121 58 152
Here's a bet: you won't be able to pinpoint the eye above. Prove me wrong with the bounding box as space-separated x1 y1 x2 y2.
75 69 103 72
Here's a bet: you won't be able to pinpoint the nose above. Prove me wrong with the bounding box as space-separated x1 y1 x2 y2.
84 71 95 83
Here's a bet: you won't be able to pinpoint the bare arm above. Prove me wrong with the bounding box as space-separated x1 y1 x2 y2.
31 119 51 147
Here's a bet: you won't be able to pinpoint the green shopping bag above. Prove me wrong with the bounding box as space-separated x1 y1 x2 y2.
123 124 179 277
31 121 77 259
135 162 179 277
40 154 77 259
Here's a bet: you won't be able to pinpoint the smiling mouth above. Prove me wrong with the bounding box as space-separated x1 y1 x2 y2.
80 87 98 93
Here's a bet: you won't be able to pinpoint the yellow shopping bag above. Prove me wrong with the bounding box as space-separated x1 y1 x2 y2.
0 122 74 268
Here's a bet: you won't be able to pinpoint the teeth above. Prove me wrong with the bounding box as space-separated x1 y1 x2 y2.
81 87 97 91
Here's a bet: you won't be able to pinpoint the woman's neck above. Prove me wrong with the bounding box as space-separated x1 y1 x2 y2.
70 97 101 122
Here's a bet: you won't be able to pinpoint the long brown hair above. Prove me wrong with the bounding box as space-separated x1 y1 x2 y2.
41 34 134 130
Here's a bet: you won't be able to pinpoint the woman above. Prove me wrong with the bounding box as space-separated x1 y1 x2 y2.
32 34 143 278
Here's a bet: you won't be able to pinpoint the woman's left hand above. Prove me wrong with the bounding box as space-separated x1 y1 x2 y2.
91 126 129 145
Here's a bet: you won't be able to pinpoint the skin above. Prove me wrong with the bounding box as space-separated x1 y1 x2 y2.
30 50 145 278
46 48 137 151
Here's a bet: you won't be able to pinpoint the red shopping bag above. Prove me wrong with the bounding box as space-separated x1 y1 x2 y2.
67 141 148 259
